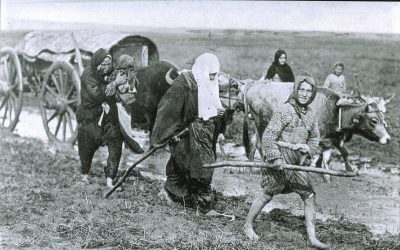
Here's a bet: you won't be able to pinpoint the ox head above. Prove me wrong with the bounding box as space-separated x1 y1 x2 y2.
351 102 391 144
361 93 395 113
217 72 239 91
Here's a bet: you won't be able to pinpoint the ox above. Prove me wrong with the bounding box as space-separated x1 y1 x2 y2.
126 60 180 134
238 80 392 182
121 60 239 156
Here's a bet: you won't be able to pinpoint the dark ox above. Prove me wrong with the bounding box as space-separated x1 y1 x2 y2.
126 61 180 134
125 61 239 154
239 80 392 182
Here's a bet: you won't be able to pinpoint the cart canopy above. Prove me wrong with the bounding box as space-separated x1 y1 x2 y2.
15 30 159 66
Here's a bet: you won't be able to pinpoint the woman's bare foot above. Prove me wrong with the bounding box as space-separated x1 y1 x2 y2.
158 187 173 206
106 177 123 192
308 238 329 249
244 224 260 241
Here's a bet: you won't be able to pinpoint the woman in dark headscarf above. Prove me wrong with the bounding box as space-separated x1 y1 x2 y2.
77 48 128 189
262 49 295 82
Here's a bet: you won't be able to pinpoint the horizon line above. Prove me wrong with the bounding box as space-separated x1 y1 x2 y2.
5 18 400 36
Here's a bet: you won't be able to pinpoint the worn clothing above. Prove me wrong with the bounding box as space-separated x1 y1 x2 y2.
323 74 346 94
151 71 218 210
264 50 295 82
105 54 138 106
78 121 123 179
77 49 123 180
151 72 198 145
165 118 216 197
105 69 138 105
260 168 314 199
261 102 320 198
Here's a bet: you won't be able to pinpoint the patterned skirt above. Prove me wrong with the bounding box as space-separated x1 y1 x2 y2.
165 118 216 198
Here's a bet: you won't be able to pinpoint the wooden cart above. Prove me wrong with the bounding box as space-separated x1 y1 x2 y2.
0 30 159 144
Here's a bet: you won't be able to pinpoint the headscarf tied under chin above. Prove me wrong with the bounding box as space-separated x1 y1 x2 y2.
91 48 111 72
288 72 317 110
192 53 223 121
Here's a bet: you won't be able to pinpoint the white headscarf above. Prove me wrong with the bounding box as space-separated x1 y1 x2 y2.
192 53 223 120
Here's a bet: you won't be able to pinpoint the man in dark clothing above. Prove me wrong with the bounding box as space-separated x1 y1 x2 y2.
151 53 225 212
77 48 127 189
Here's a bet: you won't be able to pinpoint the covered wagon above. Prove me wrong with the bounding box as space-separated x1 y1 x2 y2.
0 30 159 144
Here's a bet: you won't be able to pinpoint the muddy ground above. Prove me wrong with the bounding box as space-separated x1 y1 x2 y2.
0 127 399 249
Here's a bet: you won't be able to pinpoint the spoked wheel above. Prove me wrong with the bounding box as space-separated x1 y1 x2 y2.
39 61 80 145
0 47 23 131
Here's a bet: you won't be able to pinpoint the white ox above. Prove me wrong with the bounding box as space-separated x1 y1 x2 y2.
236 79 393 182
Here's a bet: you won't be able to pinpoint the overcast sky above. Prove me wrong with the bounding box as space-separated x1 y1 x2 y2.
2 1 400 34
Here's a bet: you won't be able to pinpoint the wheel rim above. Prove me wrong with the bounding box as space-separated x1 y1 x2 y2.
0 48 23 131
39 61 80 144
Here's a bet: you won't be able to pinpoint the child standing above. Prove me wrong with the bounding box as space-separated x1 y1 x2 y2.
323 61 347 132
323 61 346 94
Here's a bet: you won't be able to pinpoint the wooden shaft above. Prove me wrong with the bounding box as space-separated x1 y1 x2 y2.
203 161 356 177
105 128 189 198
71 32 84 75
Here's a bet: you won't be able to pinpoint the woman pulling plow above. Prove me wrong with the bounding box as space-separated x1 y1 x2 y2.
205 73 355 249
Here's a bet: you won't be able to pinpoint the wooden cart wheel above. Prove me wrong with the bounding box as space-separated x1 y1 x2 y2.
0 47 23 131
39 61 80 145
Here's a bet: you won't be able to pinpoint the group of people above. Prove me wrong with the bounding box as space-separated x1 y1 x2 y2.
261 49 347 95
76 48 345 249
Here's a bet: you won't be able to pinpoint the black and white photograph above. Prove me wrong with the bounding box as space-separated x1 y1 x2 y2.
0 1 399 249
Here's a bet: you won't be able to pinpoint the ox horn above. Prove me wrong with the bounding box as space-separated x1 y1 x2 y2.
165 68 175 85
384 93 395 104
160 59 182 85
160 59 181 71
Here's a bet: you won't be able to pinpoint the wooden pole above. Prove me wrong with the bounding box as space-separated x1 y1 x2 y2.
228 74 231 109
71 32 84 75
354 73 361 97
105 128 189 198
203 161 356 177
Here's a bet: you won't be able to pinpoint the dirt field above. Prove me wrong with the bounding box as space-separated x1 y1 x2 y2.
0 128 399 249
0 29 399 249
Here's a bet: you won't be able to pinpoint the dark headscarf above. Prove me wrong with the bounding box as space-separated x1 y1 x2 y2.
266 49 295 82
287 72 317 113
90 48 111 71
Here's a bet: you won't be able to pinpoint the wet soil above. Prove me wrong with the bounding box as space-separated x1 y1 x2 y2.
1 127 399 249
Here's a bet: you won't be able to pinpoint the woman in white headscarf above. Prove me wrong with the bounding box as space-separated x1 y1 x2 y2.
151 53 225 212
